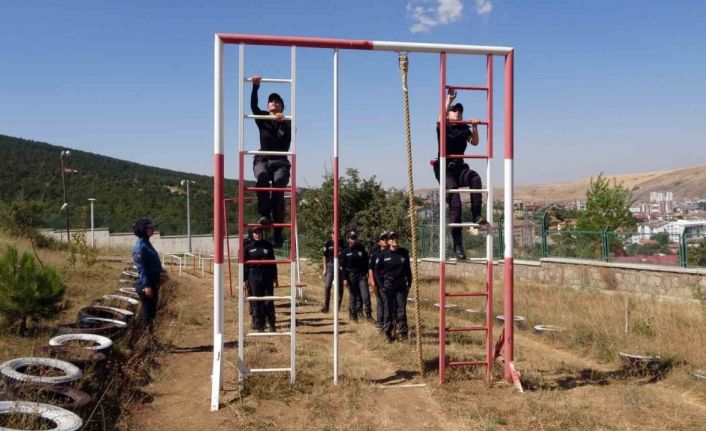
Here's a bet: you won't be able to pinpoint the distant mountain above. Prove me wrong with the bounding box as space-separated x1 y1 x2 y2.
514 165 706 203
0 134 253 234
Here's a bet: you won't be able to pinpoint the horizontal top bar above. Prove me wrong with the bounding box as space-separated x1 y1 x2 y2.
216 33 513 56
244 77 292 83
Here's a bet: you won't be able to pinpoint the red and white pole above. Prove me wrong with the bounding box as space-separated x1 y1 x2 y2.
485 54 494 378
438 52 448 383
503 50 515 382
332 48 340 385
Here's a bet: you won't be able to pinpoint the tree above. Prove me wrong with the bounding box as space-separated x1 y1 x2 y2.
0 246 67 335
577 175 636 231
0 201 47 267
297 169 410 259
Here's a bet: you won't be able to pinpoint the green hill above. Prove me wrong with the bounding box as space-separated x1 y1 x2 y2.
0 134 252 235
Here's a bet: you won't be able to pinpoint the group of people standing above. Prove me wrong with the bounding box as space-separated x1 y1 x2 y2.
322 230 412 343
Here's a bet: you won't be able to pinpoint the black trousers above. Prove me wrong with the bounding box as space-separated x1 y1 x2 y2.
433 161 483 246
346 272 371 317
253 157 291 244
248 272 275 330
382 286 409 338
323 264 344 310
137 287 159 330
374 274 385 327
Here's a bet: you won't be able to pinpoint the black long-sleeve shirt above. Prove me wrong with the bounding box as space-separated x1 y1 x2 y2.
323 239 345 266
340 242 368 279
436 122 473 158
251 85 291 159
375 247 412 291
243 239 278 281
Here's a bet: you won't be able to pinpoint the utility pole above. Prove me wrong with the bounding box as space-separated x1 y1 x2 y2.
181 180 196 252
60 151 71 243
88 198 96 248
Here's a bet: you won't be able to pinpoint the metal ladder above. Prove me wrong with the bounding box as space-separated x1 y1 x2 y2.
235 44 297 383
437 53 495 382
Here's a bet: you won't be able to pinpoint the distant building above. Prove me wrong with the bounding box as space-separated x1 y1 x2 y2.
575 200 586 211
650 191 674 214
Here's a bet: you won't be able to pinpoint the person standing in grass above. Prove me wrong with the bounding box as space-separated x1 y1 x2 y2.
321 231 344 313
132 217 164 331
375 232 412 342
368 231 390 329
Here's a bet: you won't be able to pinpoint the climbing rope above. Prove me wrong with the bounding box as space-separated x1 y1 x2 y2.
398 53 425 375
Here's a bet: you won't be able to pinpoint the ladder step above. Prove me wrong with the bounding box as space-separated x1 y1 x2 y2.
445 292 488 297
447 222 487 228
245 150 293 156
247 367 292 373
246 296 292 301
447 154 490 160
433 303 458 309
446 189 489 194
244 223 292 228
446 85 489 92
244 259 291 265
448 119 488 126
447 326 487 333
244 114 292 121
243 186 293 192
121 271 138 277
244 77 292 84
448 360 487 367
245 331 292 337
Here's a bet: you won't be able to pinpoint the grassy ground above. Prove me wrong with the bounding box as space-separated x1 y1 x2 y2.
129 259 706 430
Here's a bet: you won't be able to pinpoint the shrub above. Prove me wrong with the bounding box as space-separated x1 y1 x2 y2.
0 246 67 335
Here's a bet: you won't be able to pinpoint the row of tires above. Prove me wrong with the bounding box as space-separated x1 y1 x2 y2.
0 265 140 431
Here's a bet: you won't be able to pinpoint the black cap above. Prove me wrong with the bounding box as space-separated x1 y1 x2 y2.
379 231 389 240
252 226 264 234
268 92 284 107
450 103 464 113
132 217 156 238
346 229 358 239
388 231 400 239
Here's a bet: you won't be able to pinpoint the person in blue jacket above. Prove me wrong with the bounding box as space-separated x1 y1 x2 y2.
131 217 164 330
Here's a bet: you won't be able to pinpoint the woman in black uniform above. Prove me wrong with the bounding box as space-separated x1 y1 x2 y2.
244 227 278 332
375 232 412 342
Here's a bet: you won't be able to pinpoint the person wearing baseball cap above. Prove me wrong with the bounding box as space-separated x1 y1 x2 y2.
132 217 164 331
243 226 279 332
374 231 412 342
321 231 345 313
432 88 487 260
340 229 372 322
368 231 390 329
249 75 292 248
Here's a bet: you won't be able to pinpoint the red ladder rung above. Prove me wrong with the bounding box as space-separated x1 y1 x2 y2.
448 360 487 367
446 85 489 92
447 326 487 333
445 292 488 297
244 223 292 228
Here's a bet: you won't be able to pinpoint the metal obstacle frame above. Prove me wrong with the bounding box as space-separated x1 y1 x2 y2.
211 33 515 411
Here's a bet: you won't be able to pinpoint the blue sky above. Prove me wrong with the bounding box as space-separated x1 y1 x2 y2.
1 1 705 189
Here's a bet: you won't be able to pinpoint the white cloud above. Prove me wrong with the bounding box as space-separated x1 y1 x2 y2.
407 0 491 33
475 0 493 16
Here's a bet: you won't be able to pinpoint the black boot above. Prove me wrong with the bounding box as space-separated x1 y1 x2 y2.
268 318 277 333
454 243 467 260
471 206 487 226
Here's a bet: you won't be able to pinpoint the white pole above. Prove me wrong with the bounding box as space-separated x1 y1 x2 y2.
88 198 96 248
332 48 339 385
290 45 297 384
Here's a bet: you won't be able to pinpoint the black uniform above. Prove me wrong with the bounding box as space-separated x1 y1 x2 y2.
369 245 387 328
243 230 257 328
340 242 371 320
375 247 412 340
322 239 345 312
433 122 483 251
251 84 292 246
244 238 278 331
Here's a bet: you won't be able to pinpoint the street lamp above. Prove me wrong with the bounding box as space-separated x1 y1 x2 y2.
88 198 96 248
181 179 196 253
60 150 71 243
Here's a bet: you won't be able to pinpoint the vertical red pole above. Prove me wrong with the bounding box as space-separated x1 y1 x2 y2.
485 54 494 378
503 50 515 382
224 199 233 297
214 155 224 265
438 52 447 383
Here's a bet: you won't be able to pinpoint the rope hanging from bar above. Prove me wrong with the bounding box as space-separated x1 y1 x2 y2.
398 53 425 376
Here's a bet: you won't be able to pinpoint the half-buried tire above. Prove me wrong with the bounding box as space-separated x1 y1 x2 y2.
8 383 92 409
78 306 131 322
48 334 112 352
41 346 107 369
0 357 82 385
0 400 82 430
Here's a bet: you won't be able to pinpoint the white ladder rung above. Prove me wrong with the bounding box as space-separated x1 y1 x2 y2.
446 188 489 194
246 296 292 301
248 367 292 373
244 77 292 84
245 150 293 156
244 114 292 121
246 331 292 338
121 271 138 277
447 222 486 228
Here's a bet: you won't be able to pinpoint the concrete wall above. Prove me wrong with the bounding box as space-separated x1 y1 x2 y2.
419 257 706 302
41 228 240 255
